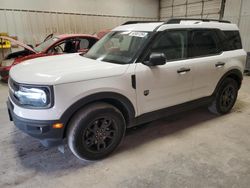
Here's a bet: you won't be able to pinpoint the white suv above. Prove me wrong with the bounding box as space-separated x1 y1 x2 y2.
7 19 246 160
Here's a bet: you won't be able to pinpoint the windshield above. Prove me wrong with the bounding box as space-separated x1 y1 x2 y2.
84 31 151 64
34 37 59 52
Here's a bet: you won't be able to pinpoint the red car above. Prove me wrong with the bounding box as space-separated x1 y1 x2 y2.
0 34 99 82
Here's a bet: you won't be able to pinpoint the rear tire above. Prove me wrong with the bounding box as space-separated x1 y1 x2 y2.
208 78 239 115
67 102 126 160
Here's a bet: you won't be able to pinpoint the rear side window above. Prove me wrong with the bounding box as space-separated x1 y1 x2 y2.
223 31 242 51
79 39 90 49
189 29 221 58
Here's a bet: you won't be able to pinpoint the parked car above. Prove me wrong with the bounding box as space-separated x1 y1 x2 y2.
0 34 99 82
7 19 246 160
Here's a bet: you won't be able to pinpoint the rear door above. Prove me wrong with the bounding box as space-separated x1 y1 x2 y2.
188 29 225 100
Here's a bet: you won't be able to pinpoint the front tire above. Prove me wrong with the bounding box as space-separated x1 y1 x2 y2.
208 78 239 115
67 103 126 160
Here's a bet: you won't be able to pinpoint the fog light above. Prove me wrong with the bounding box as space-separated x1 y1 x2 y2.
52 123 64 129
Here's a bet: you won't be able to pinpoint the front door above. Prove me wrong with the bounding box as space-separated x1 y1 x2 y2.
135 30 193 115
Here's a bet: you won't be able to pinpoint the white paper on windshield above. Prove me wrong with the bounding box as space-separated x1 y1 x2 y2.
120 31 131 35
129 32 148 38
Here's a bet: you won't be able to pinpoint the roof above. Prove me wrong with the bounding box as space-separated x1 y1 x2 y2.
56 34 98 39
113 22 164 32
158 20 239 31
113 19 239 32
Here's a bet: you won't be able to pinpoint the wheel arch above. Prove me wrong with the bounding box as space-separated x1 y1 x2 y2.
60 92 136 137
213 69 243 95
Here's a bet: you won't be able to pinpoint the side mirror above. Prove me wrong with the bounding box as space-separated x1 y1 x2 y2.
146 53 167 66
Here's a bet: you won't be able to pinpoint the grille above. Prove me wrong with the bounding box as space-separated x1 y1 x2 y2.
9 78 19 91
9 78 19 104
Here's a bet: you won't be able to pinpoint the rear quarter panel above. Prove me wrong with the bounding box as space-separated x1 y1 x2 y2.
222 49 246 74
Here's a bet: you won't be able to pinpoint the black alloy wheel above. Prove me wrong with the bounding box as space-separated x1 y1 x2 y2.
67 103 125 160
208 78 239 115
83 116 117 153
219 85 236 112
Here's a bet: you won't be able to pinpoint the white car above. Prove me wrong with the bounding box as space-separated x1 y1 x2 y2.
7 18 246 160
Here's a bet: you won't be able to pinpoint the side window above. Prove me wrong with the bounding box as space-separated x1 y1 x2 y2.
63 40 78 53
88 38 98 48
150 30 187 61
49 40 78 54
79 39 90 49
189 30 221 58
223 31 242 51
49 42 66 54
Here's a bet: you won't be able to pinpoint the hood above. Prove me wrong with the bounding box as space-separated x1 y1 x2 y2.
10 53 130 85
0 36 36 53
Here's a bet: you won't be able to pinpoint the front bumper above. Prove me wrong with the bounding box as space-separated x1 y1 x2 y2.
7 99 64 147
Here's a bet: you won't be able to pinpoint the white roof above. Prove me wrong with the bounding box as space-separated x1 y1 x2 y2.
113 20 239 32
113 22 163 32
158 21 239 31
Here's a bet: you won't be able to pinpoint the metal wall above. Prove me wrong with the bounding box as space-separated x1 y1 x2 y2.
0 0 158 46
2 0 249 51
223 0 250 52
159 0 250 52
160 0 223 21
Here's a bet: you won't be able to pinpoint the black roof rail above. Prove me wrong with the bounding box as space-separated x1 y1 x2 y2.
166 18 231 24
122 21 159 25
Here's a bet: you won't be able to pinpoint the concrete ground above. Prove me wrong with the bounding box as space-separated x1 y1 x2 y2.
0 77 250 188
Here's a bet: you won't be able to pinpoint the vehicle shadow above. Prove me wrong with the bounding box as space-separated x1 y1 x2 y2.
11 131 92 173
118 99 247 154
11 101 245 174
117 107 218 154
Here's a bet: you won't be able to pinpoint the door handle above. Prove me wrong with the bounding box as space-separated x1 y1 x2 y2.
215 62 225 68
177 67 191 74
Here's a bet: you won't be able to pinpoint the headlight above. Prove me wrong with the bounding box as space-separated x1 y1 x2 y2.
11 82 53 108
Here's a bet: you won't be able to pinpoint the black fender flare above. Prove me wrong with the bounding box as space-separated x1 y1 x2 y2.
60 92 136 130
213 69 243 95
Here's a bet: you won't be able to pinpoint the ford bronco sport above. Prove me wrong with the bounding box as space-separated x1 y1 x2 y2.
7 19 246 160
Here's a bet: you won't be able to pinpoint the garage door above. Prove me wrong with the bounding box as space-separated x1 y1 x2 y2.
160 0 223 21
